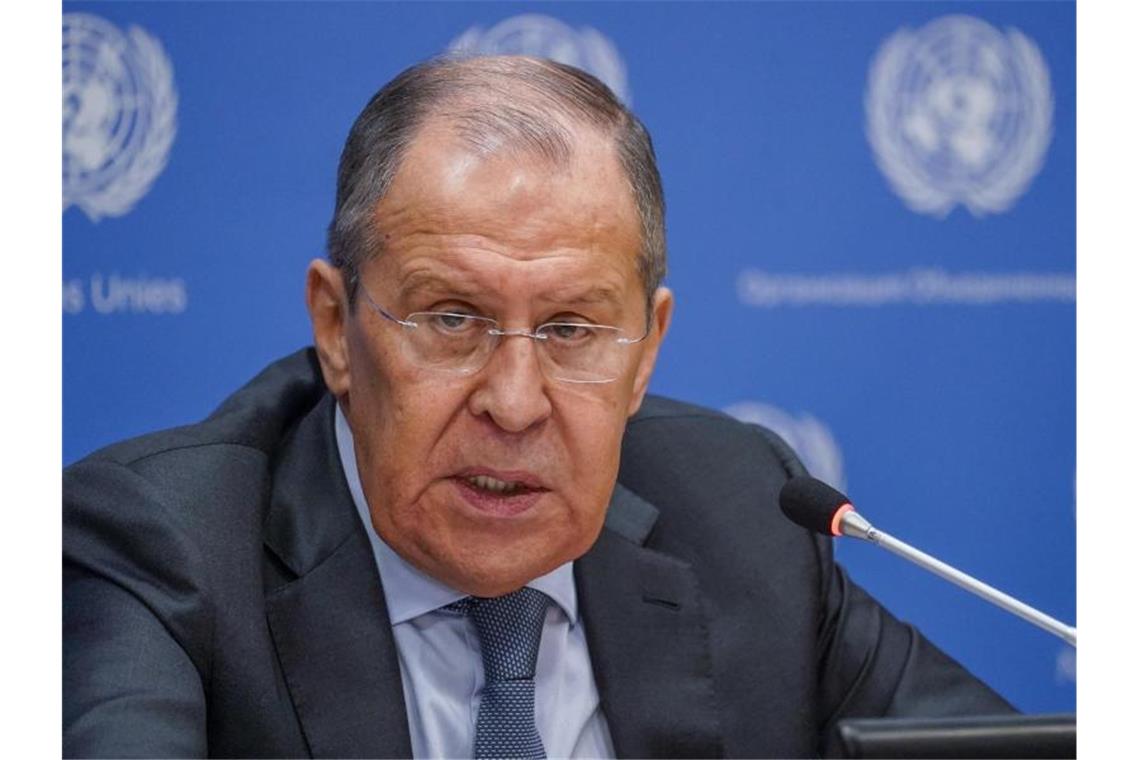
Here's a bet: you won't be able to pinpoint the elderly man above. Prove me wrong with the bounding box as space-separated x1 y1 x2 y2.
63 56 1011 758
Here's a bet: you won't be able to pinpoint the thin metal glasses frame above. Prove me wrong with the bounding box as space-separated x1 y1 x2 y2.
357 284 649 384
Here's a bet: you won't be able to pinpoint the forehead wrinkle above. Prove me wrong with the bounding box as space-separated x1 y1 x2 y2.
394 267 485 299
370 123 644 307
378 126 637 252
379 202 571 262
391 249 635 314
535 282 627 309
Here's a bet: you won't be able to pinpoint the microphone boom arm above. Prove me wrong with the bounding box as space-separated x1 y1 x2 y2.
839 511 1078 647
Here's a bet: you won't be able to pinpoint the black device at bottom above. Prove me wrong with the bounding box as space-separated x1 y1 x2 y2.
836 713 1075 759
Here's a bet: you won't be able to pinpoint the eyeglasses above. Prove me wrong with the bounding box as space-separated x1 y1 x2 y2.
359 285 649 384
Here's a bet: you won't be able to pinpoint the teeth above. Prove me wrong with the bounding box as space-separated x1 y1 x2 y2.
467 475 523 494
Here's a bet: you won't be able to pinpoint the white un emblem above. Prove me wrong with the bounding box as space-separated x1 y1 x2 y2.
63 13 178 222
448 14 630 104
865 15 1053 217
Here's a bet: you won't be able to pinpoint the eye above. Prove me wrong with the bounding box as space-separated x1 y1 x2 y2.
424 312 481 334
540 322 598 344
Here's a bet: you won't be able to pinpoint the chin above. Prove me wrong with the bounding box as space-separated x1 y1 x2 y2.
393 495 607 597
443 536 578 598
461 575 532 599
460 555 560 597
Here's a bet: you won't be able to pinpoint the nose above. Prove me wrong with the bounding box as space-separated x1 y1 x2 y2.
467 334 553 433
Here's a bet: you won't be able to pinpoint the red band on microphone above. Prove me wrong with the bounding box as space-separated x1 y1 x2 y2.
830 503 854 536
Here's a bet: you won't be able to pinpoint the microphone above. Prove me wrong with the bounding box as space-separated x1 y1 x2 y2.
779 476 1077 647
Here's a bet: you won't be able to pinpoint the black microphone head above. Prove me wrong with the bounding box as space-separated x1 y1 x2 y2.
779 476 853 536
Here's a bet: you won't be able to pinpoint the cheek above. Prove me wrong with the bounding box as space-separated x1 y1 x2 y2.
354 391 464 564
555 391 629 512
347 346 464 517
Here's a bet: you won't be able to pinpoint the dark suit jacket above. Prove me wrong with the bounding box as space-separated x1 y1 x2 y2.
63 348 1012 758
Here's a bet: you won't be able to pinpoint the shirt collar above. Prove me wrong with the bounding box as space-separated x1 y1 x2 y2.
334 403 578 626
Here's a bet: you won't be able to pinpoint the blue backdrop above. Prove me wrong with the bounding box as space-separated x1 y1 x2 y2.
63 1 1075 714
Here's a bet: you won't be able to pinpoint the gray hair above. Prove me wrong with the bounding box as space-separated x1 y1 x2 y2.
326 55 666 306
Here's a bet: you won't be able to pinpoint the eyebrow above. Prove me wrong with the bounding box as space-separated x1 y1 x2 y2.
396 269 626 310
396 270 484 299
535 284 625 309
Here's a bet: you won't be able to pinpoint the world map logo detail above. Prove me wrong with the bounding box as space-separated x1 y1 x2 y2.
63 13 178 222
865 15 1053 218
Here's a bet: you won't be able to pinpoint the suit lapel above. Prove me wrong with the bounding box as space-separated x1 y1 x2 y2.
577 485 724 758
259 395 722 757
263 395 413 758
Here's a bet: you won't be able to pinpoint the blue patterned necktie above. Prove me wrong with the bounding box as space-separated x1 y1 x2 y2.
448 587 551 759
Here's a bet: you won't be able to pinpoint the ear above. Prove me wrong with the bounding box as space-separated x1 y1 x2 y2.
305 259 352 398
626 286 674 417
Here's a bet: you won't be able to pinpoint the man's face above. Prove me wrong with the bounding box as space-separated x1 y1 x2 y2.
308 121 672 597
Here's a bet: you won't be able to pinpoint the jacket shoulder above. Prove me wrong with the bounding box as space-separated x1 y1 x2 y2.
71 348 326 471
625 394 808 481
63 348 330 581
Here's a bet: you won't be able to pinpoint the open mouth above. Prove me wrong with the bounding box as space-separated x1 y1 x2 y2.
464 474 534 495
452 471 548 516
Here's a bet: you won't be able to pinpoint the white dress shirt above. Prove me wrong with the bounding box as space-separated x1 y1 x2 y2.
335 406 615 758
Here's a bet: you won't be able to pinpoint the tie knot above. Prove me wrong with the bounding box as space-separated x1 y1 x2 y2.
448 587 551 682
